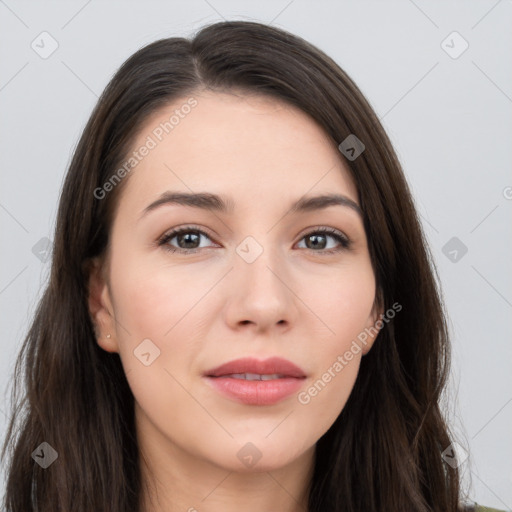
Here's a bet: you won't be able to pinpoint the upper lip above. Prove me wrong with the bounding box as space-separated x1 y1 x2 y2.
204 357 306 378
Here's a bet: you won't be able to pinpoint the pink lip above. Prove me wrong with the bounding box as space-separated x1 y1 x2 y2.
203 357 307 406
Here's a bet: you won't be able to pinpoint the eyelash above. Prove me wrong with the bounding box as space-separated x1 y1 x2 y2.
157 225 351 255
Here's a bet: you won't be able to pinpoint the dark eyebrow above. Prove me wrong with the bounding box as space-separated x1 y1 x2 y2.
140 192 235 218
290 193 363 218
140 191 363 219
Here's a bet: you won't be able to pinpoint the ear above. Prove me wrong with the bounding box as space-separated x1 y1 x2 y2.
86 257 119 354
360 294 385 356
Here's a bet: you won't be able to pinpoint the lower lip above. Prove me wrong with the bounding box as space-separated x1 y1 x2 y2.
204 376 304 405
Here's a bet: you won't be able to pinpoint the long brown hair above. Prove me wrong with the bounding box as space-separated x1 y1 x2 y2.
2 20 466 511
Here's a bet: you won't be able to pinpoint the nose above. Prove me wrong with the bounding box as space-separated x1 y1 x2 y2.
223 243 298 333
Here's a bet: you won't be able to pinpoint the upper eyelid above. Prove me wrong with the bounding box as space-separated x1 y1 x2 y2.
159 225 216 243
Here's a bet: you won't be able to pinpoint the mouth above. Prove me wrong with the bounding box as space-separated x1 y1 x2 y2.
218 373 289 380
203 357 307 406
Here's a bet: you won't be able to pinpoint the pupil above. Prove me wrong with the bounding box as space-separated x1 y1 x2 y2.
180 232 199 248
307 234 326 249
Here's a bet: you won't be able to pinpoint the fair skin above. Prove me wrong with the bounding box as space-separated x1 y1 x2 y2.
88 90 383 512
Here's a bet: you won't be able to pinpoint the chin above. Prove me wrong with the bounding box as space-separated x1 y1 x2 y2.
204 433 315 473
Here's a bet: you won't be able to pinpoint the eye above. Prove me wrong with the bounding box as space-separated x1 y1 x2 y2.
157 226 351 254
158 226 216 254
296 227 351 254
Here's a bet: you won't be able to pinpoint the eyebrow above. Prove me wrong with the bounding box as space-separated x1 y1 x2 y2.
140 191 363 219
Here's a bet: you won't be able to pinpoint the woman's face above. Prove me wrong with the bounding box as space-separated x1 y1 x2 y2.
91 90 382 473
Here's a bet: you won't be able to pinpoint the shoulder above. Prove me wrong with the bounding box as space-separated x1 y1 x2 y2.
466 504 509 512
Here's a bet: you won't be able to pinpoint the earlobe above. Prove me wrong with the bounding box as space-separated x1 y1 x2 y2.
86 257 119 354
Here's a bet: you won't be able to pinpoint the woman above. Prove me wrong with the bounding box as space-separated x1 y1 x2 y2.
1 20 502 512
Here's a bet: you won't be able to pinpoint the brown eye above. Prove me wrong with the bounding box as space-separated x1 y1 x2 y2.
172 231 201 249
159 227 215 254
297 228 351 253
158 226 351 255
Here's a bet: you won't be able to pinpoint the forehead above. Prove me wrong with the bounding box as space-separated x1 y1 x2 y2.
118 91 358 214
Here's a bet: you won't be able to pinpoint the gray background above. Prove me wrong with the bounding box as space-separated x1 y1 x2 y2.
1 0 511 509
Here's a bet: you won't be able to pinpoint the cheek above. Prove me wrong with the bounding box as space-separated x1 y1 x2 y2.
109 252 214 342
296 262 375 418
108 258 209 426
297 359 360 445
108 247 221 392
306 259 376 343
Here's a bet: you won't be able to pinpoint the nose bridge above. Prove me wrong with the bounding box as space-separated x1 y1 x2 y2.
228 232 294 327
236 233 286 295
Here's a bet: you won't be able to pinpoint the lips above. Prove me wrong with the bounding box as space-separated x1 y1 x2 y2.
205 357 306 379
203 357 307 406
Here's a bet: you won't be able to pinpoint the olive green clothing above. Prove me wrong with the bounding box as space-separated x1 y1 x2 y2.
472 504 508 512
